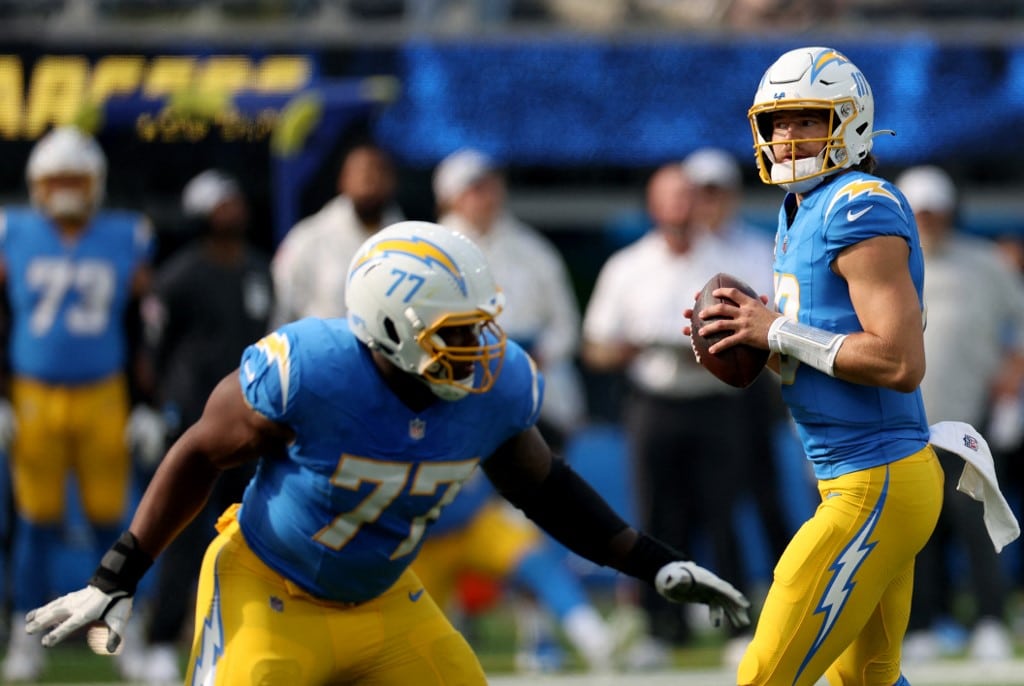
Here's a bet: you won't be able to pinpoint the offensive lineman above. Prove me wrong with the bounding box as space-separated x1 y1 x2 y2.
25 221 750 684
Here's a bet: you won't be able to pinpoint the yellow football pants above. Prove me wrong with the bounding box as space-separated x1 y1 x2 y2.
738 445 943 686
9 374 130 524
187 505 487 686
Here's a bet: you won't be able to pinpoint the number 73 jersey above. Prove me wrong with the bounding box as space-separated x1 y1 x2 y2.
0 207 154 383
237 317 544 604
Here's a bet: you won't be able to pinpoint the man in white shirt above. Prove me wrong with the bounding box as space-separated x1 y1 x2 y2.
582 162 749 660
271 142 403 326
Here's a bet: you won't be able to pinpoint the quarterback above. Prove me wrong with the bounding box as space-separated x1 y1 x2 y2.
686 48 942 685
26 221 749 685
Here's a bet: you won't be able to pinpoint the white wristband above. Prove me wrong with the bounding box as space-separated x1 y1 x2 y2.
767 317 847 377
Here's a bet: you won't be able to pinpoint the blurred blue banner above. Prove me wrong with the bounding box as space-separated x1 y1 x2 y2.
375 37 1024 167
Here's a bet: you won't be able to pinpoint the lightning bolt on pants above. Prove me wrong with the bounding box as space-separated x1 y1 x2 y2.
737 445 943 686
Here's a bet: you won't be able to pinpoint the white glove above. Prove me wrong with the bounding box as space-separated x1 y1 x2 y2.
25 585 133 653
126 404 167 469
656 560 751 628
0 398 16 450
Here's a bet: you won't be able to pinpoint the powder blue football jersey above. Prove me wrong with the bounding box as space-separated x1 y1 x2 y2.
772 172 930 479
0 207 153 383
237 317 543 603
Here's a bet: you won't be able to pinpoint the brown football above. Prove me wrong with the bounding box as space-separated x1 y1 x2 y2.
690 272 769 388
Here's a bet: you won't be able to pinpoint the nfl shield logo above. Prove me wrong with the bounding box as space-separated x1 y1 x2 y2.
963 434 979 451
409 418 426 440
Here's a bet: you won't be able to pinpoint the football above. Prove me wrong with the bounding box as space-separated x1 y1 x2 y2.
689 272 769 388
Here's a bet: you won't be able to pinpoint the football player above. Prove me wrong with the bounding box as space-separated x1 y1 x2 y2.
0 126 161 681
685 47 942 686
25 221 749 685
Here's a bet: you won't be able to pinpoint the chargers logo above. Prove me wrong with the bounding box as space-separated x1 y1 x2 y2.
255 332 291 412
825 180 904 220
809 49 850 82
350 236 467 296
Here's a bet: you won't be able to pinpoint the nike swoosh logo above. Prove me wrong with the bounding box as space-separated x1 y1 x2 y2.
847 206 873 222
408 589 425 602
243 361 256 382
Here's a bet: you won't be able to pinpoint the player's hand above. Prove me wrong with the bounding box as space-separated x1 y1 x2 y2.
126 404 167 469
655 561 751 628
0 398 15 450
25 585 133 653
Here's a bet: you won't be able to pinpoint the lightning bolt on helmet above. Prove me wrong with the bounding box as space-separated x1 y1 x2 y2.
345 220 506 401
26 126 107 219
749 47 881 193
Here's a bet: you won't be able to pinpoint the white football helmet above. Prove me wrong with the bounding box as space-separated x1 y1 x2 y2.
748 47 876 193
346 221 506 401
26 126 107 220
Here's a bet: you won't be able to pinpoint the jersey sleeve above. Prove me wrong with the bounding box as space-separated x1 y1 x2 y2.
821 178 913 265
239 328 300 423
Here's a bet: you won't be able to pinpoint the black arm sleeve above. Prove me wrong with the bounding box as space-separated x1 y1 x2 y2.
495 457 685 583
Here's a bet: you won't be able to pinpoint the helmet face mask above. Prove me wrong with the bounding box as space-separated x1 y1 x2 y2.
749 47 875 193
346 221 507 401
26 126 106 222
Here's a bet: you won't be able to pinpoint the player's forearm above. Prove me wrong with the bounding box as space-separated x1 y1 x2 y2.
831 331 925 392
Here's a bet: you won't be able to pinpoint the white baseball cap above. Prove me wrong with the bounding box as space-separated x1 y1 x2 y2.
682 147 741 190
182 169 241 217
895 165 956 213
433 148 498 204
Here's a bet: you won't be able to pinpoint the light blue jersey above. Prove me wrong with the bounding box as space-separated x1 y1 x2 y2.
237 317 543 603
0 207 153 383
772 172 929 479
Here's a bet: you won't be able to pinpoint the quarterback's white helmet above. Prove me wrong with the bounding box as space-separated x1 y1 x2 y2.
345 221 506 401
26 126 107 220
748 47 876 193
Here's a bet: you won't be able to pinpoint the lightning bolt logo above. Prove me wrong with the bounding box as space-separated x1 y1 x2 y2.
255 332 291 413
825 180 904 221
191 576 225 686
794 470 888 684
350 236 467 295
809 49 850 82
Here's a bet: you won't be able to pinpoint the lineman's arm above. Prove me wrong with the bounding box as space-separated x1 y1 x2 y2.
26 372 293 650
483 427 749 627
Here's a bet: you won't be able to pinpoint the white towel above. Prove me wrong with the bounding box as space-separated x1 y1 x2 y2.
928 421 1021 553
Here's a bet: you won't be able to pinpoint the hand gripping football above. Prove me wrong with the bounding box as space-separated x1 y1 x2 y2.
690 272 769 388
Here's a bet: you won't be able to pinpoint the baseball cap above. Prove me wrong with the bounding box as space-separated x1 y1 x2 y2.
433 149 497 204
682 148 741 190
895 166 956 213
182 169 241 217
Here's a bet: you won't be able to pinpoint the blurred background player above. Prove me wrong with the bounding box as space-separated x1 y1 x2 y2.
582 161 749 668
271 141 403 326
896 165 1024 662
134 169 273 684
0 126 159 681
